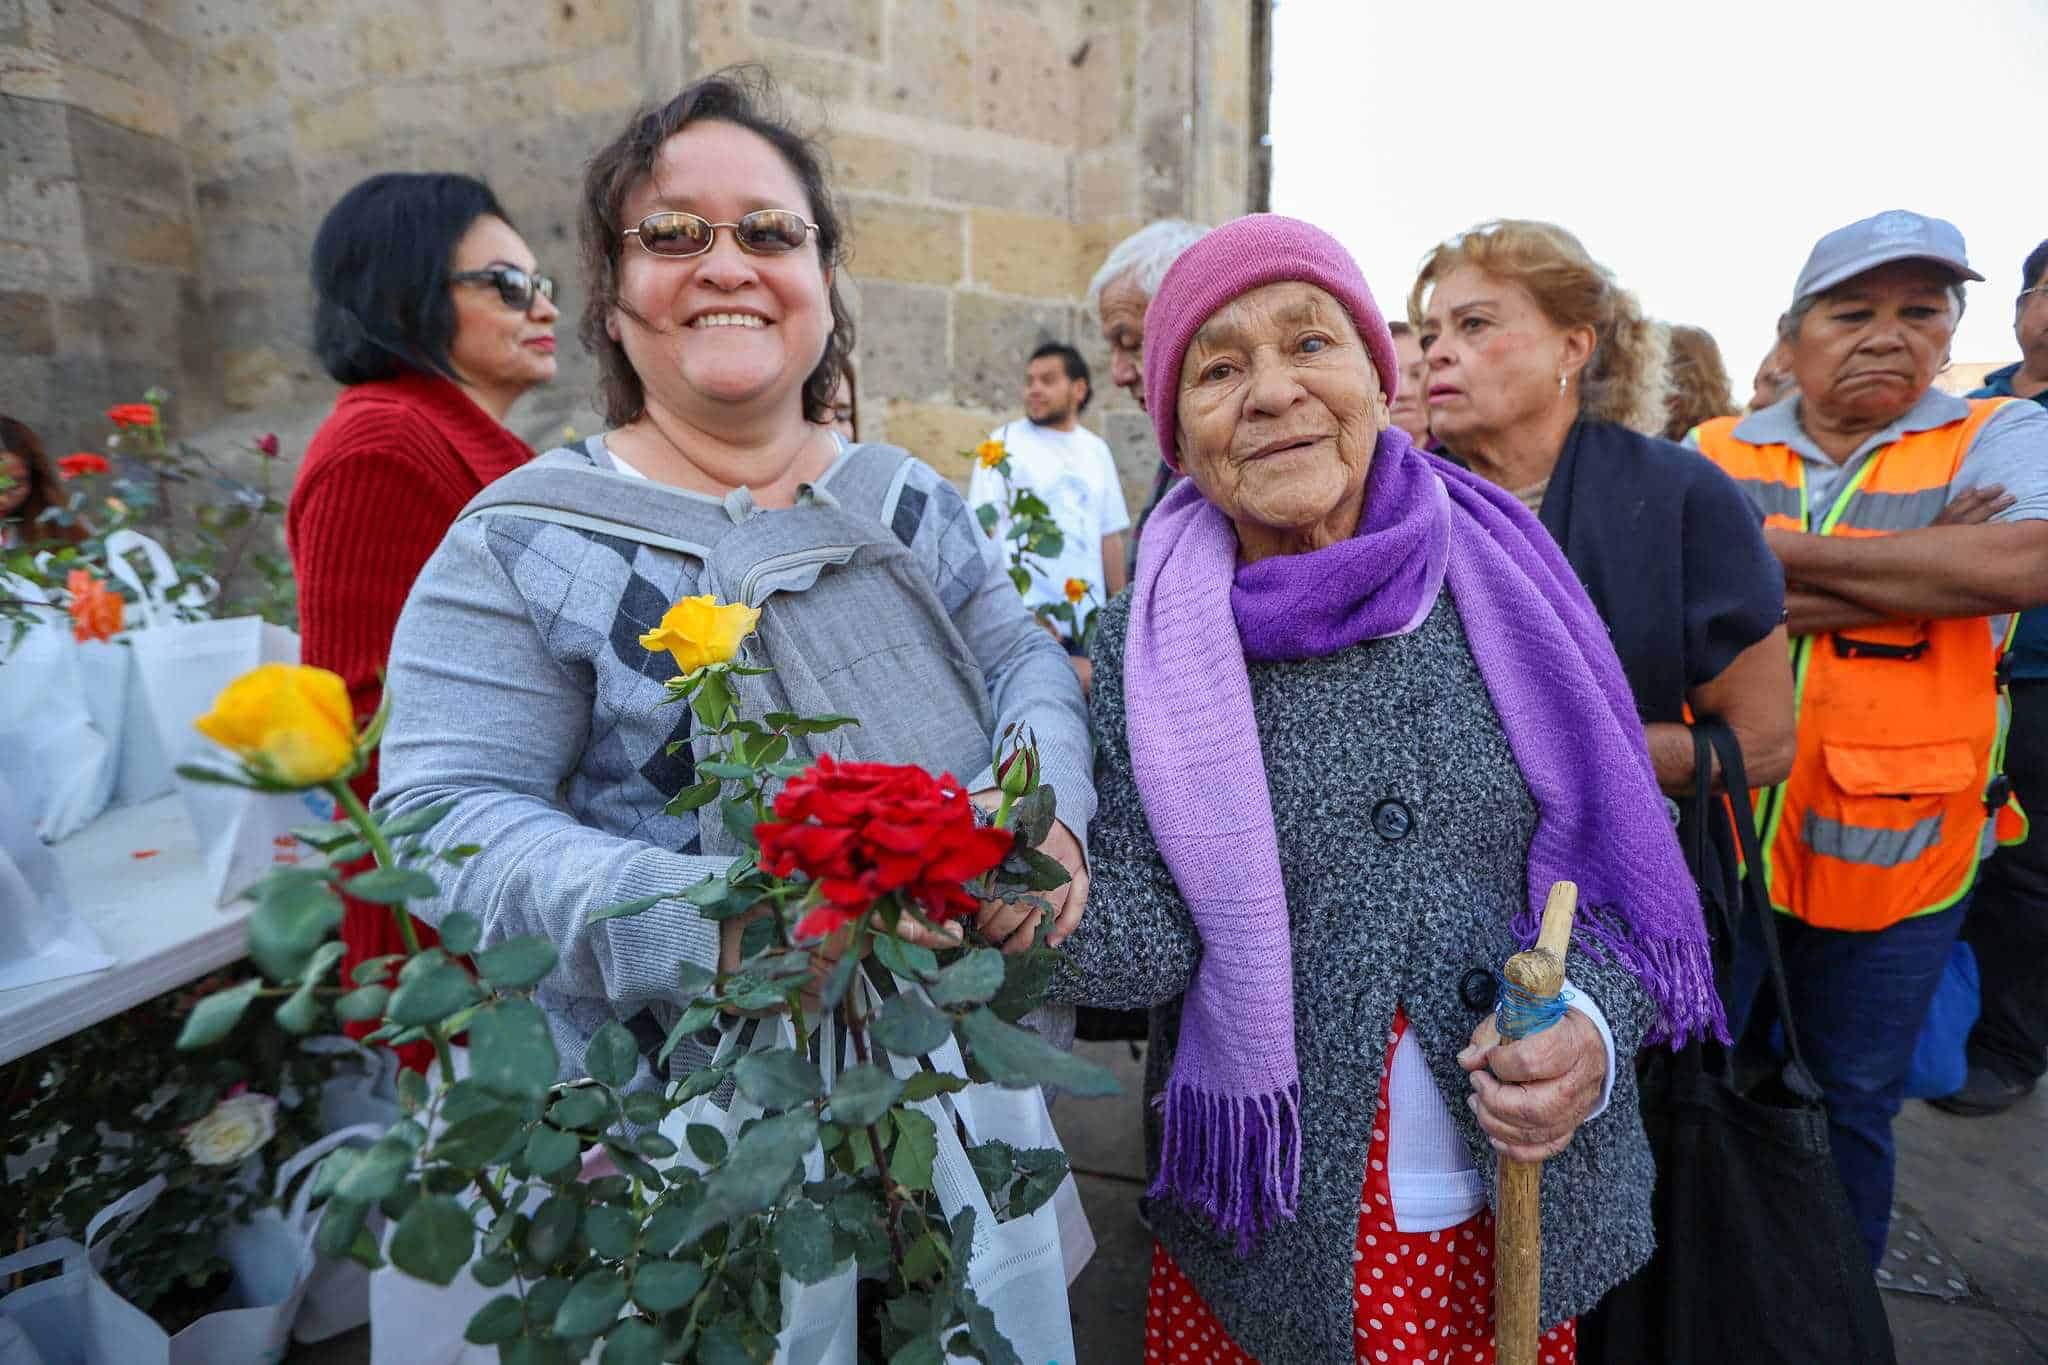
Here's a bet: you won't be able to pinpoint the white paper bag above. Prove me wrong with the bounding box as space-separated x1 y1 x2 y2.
73 1174 316 1365
661 1016 859 1365
96 642 176 807
100 530 215 630
0 580 116 842
367 1175 541 1365
273 1124 389 1343
70 641 135 808
859 981 1087 1365
126 615 334 905
302 1035 404 1135
0 773 113 992
0 1237 91 1365
94 531 209 807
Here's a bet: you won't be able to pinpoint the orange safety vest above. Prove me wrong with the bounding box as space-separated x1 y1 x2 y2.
1695 399 2026 931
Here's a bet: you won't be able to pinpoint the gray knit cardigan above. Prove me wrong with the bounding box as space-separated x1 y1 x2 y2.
1053 590 1658 1362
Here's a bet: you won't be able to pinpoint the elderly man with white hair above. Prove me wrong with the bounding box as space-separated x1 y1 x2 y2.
1087 220 1206 567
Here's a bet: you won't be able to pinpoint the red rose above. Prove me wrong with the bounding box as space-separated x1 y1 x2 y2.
757 754 1012 941
106 403 158 428
58 452 110 479
255 433 280 458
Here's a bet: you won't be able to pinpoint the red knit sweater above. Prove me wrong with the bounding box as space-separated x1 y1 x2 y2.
287 371 534 1068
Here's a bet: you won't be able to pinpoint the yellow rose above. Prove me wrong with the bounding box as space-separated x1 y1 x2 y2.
639 595 762 676
194 663 360 787
1064 577 1089 604
975 439 1006 469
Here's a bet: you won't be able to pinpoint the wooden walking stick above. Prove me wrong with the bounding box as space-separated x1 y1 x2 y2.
1494 880 1578 1365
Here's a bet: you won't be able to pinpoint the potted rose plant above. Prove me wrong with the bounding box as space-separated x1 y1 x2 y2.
1 973 356 1336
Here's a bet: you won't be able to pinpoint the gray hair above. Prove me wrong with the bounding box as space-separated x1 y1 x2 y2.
1780 278 1968 343
1085 219 1208 315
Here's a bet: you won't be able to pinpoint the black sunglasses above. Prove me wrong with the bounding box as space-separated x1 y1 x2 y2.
621 209 818 258
450 265 555 312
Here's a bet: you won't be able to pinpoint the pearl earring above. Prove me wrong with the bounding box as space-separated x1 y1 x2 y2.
1558 372 1568 397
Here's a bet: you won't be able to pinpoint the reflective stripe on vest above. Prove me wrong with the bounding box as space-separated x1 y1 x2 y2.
1732 476 1803 524
1835 485 1953 532
1694 399 2017 931
1803 810 1945 867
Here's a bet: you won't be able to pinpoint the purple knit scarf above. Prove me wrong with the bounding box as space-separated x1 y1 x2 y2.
1125 427 1726 1255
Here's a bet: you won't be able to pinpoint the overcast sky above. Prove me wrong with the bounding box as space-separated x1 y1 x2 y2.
1269 0 2045 385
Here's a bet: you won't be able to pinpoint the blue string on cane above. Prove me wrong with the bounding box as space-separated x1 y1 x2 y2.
1494 972 1568 1042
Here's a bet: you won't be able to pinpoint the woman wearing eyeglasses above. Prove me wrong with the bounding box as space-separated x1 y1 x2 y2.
287 172 558 1069
370 71 1093 1087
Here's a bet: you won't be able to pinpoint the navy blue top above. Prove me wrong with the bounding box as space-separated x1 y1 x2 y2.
1529 420 1784 921
1971 366 2048 681
1537 420 1786 725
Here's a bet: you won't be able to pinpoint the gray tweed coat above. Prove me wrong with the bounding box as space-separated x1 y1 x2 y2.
1054 589 1658 1363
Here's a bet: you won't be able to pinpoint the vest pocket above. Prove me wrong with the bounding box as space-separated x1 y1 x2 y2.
1806 739 1975 868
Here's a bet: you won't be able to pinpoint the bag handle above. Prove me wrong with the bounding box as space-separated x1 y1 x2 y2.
0 1236 86 1284
82 1174 169 1264
1692 716 1823 1099
1683 726 1733 946
102 529 214 629
278 1122 389 1226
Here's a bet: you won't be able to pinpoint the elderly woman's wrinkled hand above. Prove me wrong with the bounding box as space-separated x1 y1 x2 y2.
966 801 1090 955
1457 1010 1607 1163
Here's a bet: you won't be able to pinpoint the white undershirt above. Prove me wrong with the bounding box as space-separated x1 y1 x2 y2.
1386 982 1615 1232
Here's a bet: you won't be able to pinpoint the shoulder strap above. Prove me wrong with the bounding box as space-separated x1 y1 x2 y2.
455 443 721 558
458 441 924 557
1694 715 1823 1101
814 442 917 526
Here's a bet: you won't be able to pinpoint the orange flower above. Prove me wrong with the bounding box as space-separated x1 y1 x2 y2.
974 439 1006 469
67 570 124 642
58 452 110 479
106 403 158 428
1064 577 1088 604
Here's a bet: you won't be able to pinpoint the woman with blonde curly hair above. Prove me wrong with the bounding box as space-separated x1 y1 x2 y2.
1411 219 1791 802
1413 216 1797 1363
1663 323 1739 440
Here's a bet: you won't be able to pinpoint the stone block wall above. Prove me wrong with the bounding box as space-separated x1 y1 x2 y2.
3 0 1266 510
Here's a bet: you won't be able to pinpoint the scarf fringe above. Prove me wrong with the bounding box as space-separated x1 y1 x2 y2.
1523 896 1733 1048
1147 1078 1303 1256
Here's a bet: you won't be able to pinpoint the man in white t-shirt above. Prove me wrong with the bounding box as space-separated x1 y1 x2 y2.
968 343 1131 668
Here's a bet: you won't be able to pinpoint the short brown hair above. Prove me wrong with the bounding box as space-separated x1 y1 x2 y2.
1662 324 1737 441
1408 219 1670 435
578 67 854 427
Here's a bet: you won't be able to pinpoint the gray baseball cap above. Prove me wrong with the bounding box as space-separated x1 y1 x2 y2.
1792 209 1983 305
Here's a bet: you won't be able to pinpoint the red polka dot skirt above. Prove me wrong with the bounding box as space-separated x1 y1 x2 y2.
1143 1007 1577 1364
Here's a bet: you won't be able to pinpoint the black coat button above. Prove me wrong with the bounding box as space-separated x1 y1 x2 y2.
1372 798 1414 842
1460 968 1498 1012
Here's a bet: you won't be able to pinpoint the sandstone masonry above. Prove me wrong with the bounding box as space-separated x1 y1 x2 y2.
2 0 1268 509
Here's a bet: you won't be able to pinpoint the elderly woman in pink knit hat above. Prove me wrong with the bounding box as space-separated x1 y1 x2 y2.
1050 215 1724 1362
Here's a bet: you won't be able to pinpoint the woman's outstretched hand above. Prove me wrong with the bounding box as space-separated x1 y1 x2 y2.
1457 1010 1606 1162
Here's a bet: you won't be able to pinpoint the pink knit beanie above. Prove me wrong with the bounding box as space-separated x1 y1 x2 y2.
1142 214 1399 472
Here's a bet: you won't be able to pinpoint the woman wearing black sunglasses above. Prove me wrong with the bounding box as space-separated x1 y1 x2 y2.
287 171 559 1071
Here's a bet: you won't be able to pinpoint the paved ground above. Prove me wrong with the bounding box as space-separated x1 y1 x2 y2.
291 1041 2044 1363
1054 1041 2048 1365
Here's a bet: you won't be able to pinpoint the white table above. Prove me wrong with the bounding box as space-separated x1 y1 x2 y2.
0 795 250 1065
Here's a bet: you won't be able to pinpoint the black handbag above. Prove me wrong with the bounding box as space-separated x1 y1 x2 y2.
1578 719 1895 1364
